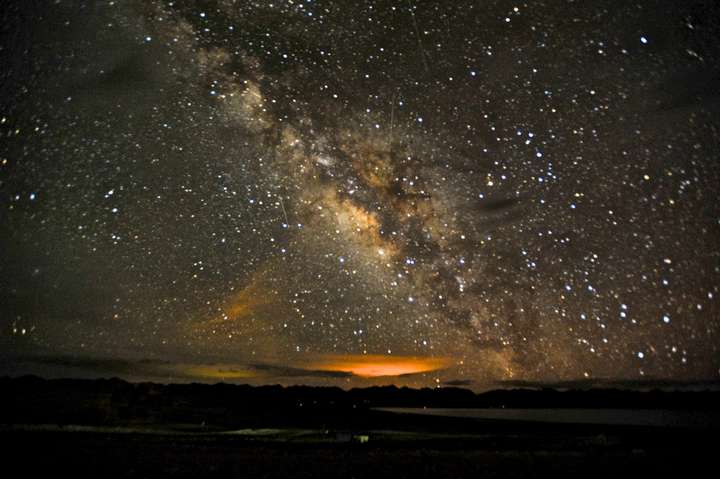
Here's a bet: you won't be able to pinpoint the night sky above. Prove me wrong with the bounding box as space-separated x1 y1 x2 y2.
1 0 719 389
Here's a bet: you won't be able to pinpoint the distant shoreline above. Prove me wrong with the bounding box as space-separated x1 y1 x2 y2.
376 407 720 429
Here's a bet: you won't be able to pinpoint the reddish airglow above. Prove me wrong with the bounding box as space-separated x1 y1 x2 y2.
305 354 451 377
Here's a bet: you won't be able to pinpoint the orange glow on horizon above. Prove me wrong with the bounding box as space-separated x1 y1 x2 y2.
305 354 451 377
172 355 451 382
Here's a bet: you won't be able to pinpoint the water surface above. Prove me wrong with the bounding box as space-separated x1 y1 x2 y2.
378 408 719 429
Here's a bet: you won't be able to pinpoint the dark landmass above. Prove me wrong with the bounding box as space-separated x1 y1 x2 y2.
3 375 719 428
3 376 718 478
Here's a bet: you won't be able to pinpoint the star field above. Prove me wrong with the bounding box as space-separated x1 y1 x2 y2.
1 0 719 388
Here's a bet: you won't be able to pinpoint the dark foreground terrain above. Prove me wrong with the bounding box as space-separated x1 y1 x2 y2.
3 376 718 478
4 424 716 479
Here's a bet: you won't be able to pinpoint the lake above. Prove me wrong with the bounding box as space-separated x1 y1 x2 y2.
377 408 720 429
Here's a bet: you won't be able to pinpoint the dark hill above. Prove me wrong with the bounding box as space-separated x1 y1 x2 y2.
2 376 719 429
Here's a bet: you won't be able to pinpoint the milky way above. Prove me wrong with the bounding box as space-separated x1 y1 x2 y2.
1 0 719 389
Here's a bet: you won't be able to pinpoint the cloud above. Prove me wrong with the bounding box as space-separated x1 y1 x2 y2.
249 363 352 379
1 353 449 382
0 354 173 379
443 379 474 387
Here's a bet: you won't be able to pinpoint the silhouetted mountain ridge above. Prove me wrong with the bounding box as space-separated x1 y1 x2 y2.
3 375 719 429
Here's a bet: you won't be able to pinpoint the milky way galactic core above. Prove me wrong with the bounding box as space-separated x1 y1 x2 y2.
1 0 719 389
